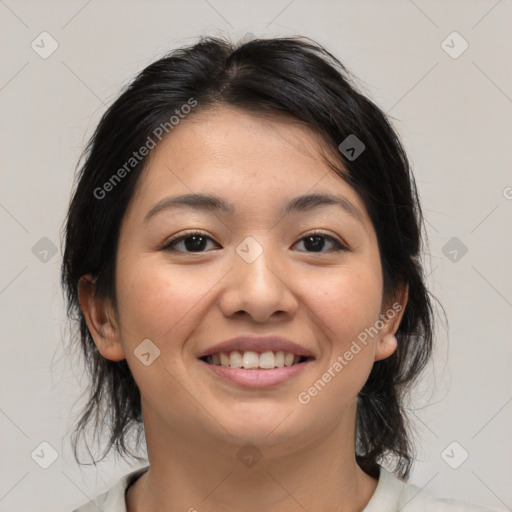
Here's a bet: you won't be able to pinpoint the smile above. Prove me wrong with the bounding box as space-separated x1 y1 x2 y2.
199 350 314 388
200 350 312 369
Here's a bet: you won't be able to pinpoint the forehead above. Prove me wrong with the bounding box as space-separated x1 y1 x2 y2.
126 105 370 225
148 106 332 176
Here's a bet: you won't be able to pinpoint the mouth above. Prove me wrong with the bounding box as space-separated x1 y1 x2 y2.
199 350 314 388
199 350 314 370
196 336 316 387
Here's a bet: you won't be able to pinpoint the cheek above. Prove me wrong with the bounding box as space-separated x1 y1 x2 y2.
113 255 217 407
114 253 225 343
311 265 383 346
297 271 382 414
301 258 383 395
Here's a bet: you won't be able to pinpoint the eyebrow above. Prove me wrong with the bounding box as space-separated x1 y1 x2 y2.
143 192 364 224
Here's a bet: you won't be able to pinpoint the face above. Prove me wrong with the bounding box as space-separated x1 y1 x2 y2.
81 105 404 456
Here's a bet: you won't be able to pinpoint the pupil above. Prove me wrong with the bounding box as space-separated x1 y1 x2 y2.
305 235 324 252
185 235 207 252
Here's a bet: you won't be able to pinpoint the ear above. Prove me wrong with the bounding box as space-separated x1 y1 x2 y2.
77 275 125 361
374 282 408 362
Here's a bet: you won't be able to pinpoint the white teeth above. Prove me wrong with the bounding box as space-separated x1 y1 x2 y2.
284 352 294 367
242 351 259 369
229 350 243 368
259 351 275 369
206 350 306 369
220 352 230 366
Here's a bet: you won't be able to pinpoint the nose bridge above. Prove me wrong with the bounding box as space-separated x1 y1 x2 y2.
220 235 295 321
234 235 284 290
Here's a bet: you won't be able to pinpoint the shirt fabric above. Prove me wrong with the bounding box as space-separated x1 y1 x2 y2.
72 464 498 512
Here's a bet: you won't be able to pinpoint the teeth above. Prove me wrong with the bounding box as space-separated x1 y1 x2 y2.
205 350 305 369
259 351 275 369
242 351 259 369
229 351 243 368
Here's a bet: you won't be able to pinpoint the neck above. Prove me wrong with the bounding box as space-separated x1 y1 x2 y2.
126 401 378 512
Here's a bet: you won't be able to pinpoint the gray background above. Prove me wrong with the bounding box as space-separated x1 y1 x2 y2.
0 1 511 511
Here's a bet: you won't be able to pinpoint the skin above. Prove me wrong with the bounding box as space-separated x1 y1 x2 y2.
79 105 407 512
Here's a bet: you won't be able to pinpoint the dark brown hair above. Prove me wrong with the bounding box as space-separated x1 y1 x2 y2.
61 35 437 479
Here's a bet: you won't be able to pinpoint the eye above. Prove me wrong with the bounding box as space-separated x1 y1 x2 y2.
293 231 347 253
162 230 347 254
162 231 219 253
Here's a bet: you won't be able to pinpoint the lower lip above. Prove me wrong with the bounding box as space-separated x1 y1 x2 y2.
199 359 312 388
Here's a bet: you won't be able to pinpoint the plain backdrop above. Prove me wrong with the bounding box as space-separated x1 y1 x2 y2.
0 1 511 511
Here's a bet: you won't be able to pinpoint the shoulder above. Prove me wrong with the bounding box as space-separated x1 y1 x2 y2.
364 466 501 512
71 465 149 512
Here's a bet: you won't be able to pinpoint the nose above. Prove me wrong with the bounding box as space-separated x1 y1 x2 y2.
218 239 299 323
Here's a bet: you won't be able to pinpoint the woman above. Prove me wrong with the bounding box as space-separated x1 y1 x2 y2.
62 35 495 511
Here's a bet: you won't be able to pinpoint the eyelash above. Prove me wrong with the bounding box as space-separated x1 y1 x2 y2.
161 230 347 253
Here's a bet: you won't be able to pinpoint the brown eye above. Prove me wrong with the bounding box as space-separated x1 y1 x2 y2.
294 233 346 253
163 232 219 253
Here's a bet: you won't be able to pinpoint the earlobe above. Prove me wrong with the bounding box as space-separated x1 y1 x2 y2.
77 275 125 361
374 332 398 361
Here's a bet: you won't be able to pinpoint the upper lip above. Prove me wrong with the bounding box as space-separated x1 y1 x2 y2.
196 336 316 359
